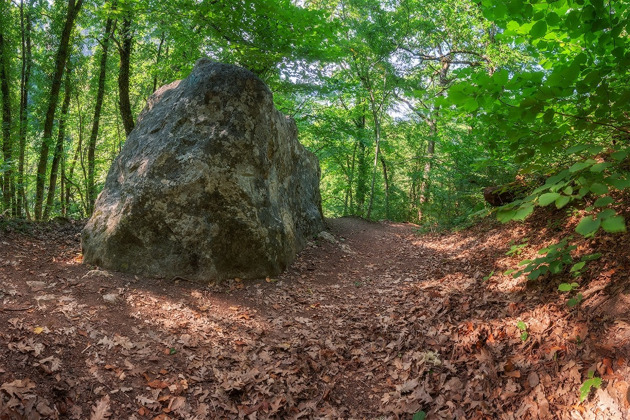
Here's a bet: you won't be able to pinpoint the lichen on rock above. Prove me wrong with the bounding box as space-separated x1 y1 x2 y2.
81 58 325 281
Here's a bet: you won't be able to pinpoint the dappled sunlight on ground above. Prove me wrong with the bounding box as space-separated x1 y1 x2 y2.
1 215 630 418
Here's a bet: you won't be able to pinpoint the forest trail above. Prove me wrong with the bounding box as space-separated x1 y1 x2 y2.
1 217 629 419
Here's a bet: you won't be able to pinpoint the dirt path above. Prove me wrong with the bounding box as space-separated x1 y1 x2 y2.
1 217 629 419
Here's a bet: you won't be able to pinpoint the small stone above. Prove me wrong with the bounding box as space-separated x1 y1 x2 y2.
528 371 540 388
83 269 112 279
26 281 47 290
318 231 337 243
102 293 118 303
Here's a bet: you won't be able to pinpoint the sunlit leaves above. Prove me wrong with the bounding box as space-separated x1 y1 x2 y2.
575 216 600 237
601 216 627 233
529 20 547 39
538 193 560 206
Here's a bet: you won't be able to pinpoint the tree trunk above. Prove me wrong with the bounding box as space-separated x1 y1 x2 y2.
87 15 114 215
417 120 436 221
0 5 13 214
344 140 358 216
366 104 381 220
354 112 368 216
43 68 72 220
65 131 82 216
17 0 33 219
152 32 165 93
60 153 66 216
34 0 84 220
118 12 135 136
380 155 390 220
417 57 450 222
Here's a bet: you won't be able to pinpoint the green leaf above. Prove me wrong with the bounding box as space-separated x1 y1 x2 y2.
589 183 608 195
568 293 583 307
575 216 601 236
570 261 585 272
558 283 573 292
601 216 627 233
610 177 630 190
497 209 517 223
517 321 527 331
549 260 563 274
594 196 614 207
597 209 616 220
579 376 602 402
569 162 591 173
590 162 610 173
513 204 534 221
611 150 628 161
581 253 602 261
413 411 427 420
528 268 543 280
556 195 571 209
530 20 547 38
539 192 560 206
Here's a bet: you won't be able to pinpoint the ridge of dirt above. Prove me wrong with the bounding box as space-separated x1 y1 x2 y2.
1 215 629 419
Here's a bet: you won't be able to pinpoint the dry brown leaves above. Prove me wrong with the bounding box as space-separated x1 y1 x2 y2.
1 216 630 419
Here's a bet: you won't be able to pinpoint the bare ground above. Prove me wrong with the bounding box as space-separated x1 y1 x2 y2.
1 214 630 419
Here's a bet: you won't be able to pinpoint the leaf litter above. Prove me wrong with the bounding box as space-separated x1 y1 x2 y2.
0 215 629 418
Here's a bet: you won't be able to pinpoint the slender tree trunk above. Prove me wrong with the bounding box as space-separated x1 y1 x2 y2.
34 0 84 220
65 132 82 216
64 89 84 215
152 32 165 93
366 106 381 220
118 12 135 136
354 111 368 216
418 120 436 220
87 16 114 215
344 140 358 216
18 0 33 218
0 5 13 214
380 155 390 220
417 58 449 222
43 67 72 220
60 153 66 216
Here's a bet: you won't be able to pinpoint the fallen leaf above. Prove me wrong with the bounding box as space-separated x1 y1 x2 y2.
89 395 111 420
147 380 169 389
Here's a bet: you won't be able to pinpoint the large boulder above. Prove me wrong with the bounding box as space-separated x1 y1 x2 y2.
81 59 325 281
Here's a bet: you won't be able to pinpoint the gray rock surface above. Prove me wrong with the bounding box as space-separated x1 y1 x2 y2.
82 59 324 281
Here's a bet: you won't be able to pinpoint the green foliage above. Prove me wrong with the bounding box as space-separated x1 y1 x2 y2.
579 371 602 402
506 238 529 256
1 0 628 251
442 0 630 248
412 411 427 420
558 282 579 293
511 237 576 281
567 293 583 308
516 321 528 341
510 236 601 286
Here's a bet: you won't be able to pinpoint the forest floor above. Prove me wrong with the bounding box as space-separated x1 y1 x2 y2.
1 214 630 419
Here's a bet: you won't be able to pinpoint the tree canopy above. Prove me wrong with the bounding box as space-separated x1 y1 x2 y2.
0 0 628 239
